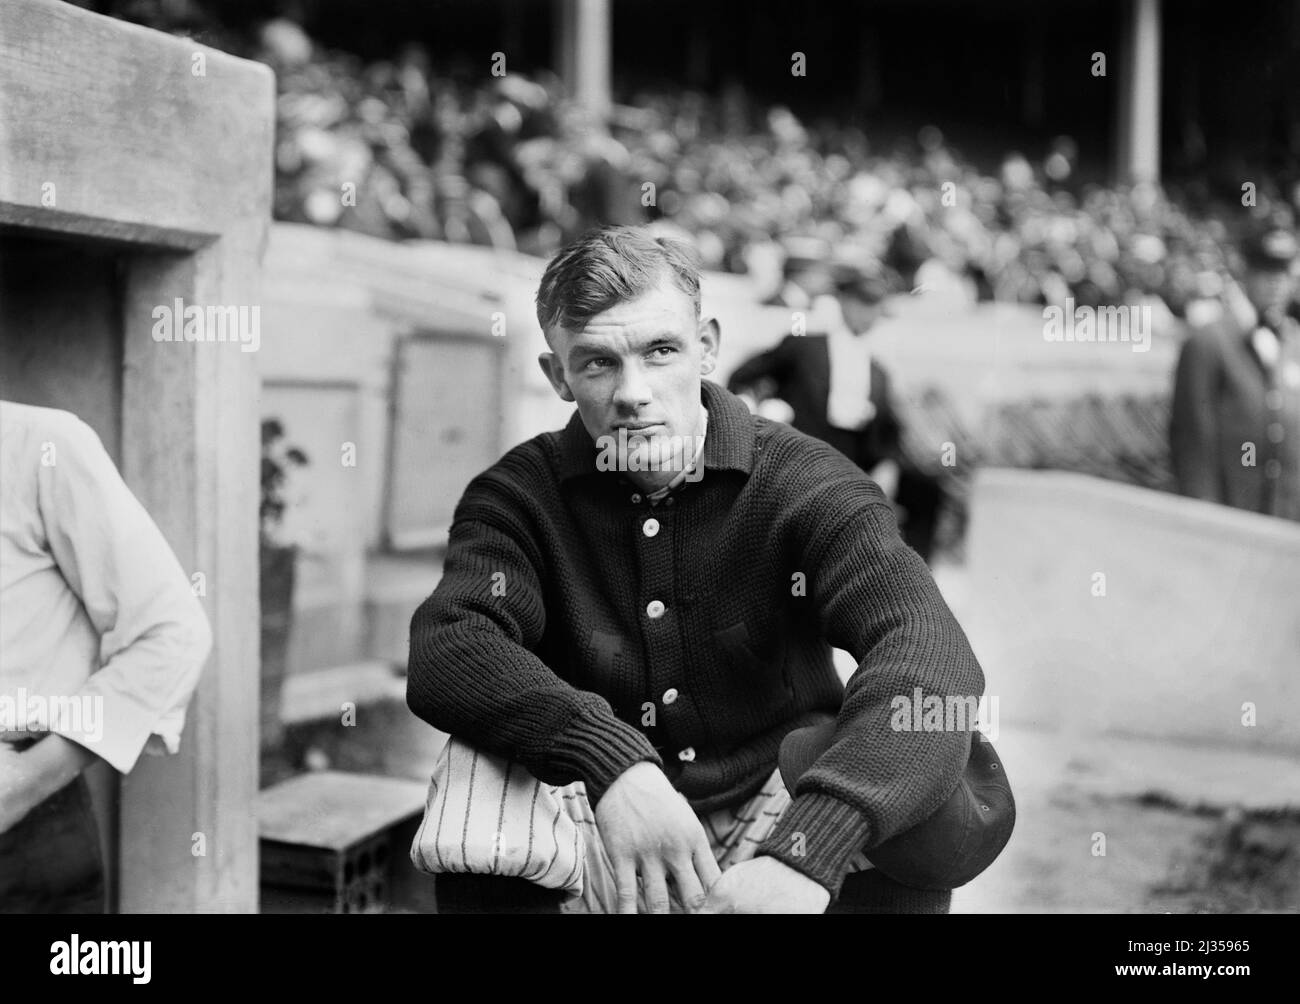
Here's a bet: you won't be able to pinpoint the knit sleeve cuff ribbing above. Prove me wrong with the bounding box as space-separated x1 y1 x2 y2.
549 710 664 806
756 792 874 900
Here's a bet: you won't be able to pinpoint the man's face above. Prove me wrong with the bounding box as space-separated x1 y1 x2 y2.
539 276 720 490
1245 265 1296 323
839 292 884 335
790 263 833 299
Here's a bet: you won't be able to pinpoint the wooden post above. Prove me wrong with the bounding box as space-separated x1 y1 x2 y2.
0 0 272 911
1115 0 1162 185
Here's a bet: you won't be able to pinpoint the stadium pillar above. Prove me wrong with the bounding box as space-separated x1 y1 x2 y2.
1115 0 1162 185
555 0 612 122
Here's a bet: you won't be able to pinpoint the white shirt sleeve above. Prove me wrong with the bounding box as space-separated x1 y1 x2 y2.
36 415 213 773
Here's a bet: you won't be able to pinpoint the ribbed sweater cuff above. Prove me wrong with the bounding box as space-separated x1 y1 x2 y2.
550 711 663 806
757 792 874 899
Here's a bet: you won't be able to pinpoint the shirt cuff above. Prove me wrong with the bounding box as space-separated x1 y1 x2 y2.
50 688 174 775
757 792 875 899
547 710 663 806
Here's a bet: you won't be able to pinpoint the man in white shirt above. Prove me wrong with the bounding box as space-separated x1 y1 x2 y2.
0 401 212 912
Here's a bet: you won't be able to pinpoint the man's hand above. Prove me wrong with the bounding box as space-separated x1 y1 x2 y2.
698 856 832 914
0 736 98 835
595 761 722 914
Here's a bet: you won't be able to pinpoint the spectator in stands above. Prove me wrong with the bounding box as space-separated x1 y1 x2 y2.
0 402 212 912
1170 228 1300 520
407 226 989 914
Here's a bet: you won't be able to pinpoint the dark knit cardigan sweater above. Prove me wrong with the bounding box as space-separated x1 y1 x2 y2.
407 379 984 897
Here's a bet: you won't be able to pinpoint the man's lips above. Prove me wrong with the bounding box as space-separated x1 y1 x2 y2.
612 423 665 433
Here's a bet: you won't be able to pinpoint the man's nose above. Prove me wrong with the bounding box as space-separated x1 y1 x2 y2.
612 361 653 410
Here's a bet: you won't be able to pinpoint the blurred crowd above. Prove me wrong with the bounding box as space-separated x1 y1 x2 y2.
70 3 1300 325
257 17 1300 327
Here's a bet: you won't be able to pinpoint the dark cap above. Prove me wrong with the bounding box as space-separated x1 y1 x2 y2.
830 263 895 305
1242 228 1299 271
827 240 899 304
778 717 1016 890
780 235 832 275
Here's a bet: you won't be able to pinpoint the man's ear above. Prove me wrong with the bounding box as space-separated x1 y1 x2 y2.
699 316 721 375
537 351 575 402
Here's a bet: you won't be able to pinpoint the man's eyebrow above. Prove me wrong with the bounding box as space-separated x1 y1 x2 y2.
567 331 685 358
566 341 611 361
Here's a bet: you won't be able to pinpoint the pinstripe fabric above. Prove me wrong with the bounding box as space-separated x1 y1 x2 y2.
412 737 592 894
411 737 872 913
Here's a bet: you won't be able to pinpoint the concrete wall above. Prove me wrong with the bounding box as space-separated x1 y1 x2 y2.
258 224 545 675
965 468 1300 755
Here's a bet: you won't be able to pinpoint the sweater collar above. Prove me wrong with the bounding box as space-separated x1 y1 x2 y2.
556 379 755 482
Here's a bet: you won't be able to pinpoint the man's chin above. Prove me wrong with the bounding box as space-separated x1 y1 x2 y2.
623 434 665 466
605 430 684 483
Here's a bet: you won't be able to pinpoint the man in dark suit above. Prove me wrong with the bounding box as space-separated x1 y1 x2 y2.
728 264 945 561
1170 228 1300 521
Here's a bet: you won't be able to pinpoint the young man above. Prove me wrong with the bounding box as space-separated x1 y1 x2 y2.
0 401 213 912
407 226 985 913
1170 227 1300 520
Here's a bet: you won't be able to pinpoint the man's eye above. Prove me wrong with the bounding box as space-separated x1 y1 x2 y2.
583 357 612 370
649 346 677 359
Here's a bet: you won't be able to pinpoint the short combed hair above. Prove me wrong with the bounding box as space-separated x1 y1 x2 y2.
535 225 701 339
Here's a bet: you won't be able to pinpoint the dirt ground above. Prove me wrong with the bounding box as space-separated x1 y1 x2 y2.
953 786 1300 913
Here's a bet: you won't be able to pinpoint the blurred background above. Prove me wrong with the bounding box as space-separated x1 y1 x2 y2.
61 0 1300 913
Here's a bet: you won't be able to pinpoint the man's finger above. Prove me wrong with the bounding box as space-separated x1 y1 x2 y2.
669 854 707 912
615 859 639 915
641 860 671 914
693 839 723 891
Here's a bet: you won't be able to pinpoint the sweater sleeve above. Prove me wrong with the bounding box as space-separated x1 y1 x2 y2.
406 496 662 804
757 499 984 898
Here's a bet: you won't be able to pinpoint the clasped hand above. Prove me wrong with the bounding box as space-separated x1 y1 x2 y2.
595 762 830 914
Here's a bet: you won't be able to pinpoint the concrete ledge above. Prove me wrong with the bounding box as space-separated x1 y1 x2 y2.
1001 725 1300 814
965 468 1300 756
